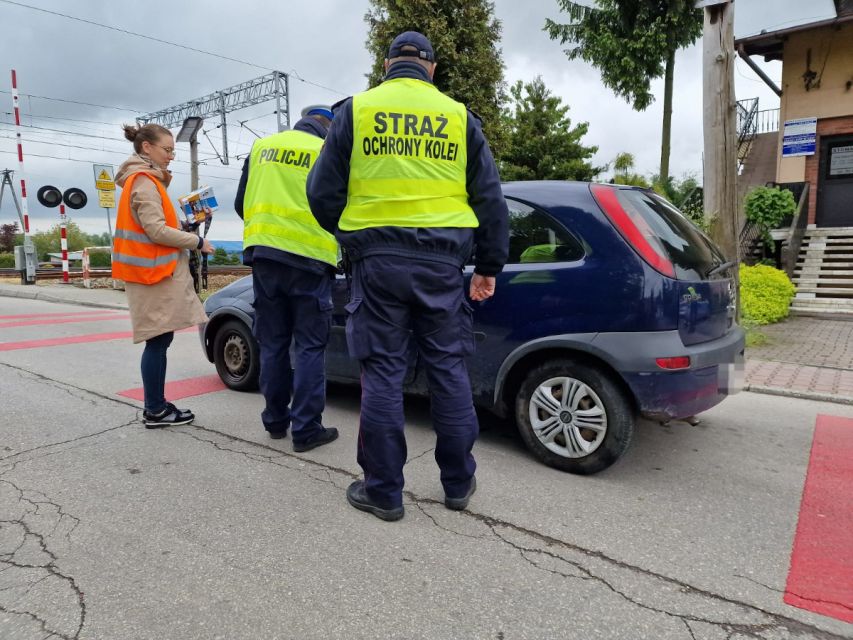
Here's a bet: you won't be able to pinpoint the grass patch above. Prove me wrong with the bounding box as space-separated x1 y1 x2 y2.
745 325 769 348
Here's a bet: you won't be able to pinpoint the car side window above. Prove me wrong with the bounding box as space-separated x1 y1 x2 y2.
505 198 584 264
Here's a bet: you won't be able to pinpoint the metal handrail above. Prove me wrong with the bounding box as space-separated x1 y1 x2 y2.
736 98 759 172
756 108 780 134
738 220 763 265
782 182 810 278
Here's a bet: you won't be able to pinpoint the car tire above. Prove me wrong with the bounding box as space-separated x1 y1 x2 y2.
213 319 260 391
515 359 634 474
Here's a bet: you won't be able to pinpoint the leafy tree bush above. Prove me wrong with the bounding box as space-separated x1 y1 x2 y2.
739 264 796 325
744 186 796 248
210 247 231 265
0 252 15 268
545 0 702 183
88 251 112 267
1 223 19 252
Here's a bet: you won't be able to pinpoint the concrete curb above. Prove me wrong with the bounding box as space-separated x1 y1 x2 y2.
0 285 128 310
745 384 853 406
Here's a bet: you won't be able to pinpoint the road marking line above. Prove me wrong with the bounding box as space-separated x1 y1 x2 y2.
0 326 195 351
0 310 120 320
784 414 853 623
116 374 227 402
0 330 133 351
0 314 130 329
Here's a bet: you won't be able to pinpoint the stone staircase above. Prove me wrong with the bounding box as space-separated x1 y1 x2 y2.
791 227 853 316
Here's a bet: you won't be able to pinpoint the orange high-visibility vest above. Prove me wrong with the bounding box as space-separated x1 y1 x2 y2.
113 172 181 285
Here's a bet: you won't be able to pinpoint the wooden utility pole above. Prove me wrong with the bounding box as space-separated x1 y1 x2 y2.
701 0 739 266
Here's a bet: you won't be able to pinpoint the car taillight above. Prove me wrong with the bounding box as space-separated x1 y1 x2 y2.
590 184 676 278
656 357 691 370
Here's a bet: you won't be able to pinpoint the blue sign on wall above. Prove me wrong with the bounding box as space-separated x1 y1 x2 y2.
782 117 817 157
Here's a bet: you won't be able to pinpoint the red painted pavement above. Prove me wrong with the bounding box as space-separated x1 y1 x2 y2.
0 311 120 320
0 326 195 351
0 314 129 329
784 414 853 623
0 330 134 351
117 375 227 402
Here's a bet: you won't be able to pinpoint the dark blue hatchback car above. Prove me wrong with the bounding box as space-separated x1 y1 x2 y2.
201 181 744 474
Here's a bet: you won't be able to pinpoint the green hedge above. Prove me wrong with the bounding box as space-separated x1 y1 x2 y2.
740 264 796 325
0 253 14 268
88 251 112 267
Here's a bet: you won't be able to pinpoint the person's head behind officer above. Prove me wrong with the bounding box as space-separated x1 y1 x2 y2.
300 104 333 132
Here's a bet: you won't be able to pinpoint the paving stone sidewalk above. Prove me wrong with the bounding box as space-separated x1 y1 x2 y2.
746 316 853 405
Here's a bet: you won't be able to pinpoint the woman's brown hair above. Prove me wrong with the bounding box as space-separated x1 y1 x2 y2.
122 123 172 154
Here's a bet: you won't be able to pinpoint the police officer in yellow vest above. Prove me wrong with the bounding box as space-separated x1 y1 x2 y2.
307 32 509 520
235 106 339 452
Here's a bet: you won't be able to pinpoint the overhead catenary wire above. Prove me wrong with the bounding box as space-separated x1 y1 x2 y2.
0 89 141 113
0 0 348 97
0 149 240 182
0 132 241 176
1 110 125 127
0 126 225 162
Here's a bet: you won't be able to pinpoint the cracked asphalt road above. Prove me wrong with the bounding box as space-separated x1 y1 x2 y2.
1 298 852 639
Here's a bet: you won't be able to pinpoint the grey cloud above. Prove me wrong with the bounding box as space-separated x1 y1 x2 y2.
1 0 781 239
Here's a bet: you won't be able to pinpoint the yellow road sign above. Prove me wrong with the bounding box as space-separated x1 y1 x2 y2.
93 164 116 192
98 190 116 208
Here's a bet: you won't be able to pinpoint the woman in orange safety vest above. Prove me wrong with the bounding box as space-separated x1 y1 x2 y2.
115 123 214 428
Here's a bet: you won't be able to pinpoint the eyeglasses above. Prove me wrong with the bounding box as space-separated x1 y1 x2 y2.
155 144 176 157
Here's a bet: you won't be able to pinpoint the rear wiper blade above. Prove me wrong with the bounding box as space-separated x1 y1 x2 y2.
706 260 736 278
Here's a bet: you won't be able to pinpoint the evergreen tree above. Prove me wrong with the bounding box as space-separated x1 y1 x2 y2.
500 76 601 182
365 0 508 155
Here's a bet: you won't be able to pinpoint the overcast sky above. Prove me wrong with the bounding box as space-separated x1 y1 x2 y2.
0 0 787 241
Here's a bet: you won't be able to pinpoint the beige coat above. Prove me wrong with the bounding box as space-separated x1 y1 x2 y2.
115 155 208 343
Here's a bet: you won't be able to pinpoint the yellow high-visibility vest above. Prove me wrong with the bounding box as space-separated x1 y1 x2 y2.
340 78 478 231
243 130 338 266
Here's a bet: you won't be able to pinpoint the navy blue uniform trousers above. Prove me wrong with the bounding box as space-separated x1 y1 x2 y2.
251 258 332 444
346 255 478 509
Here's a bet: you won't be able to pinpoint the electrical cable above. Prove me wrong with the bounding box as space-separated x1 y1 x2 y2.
0 149 240 181
0 89 141 113
0 0 347 97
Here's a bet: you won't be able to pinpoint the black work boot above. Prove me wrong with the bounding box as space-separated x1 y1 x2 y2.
292 427 339 452
346 481 404 522
445 477 477 511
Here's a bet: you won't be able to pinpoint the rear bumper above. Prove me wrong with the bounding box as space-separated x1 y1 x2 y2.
593 327 745 421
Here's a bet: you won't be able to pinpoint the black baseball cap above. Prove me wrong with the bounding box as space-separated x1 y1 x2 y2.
387 31 435 62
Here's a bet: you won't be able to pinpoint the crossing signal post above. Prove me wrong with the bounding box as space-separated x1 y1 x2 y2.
9 70 37 284
36 186 88 284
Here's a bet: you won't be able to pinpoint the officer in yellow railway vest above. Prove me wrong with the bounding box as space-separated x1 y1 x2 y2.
307 32 510 521
234 106 340 452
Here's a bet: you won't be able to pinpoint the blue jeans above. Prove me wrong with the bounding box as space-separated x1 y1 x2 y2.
141 331 174 413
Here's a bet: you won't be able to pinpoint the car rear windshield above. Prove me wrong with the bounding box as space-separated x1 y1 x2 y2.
615 190 726 280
